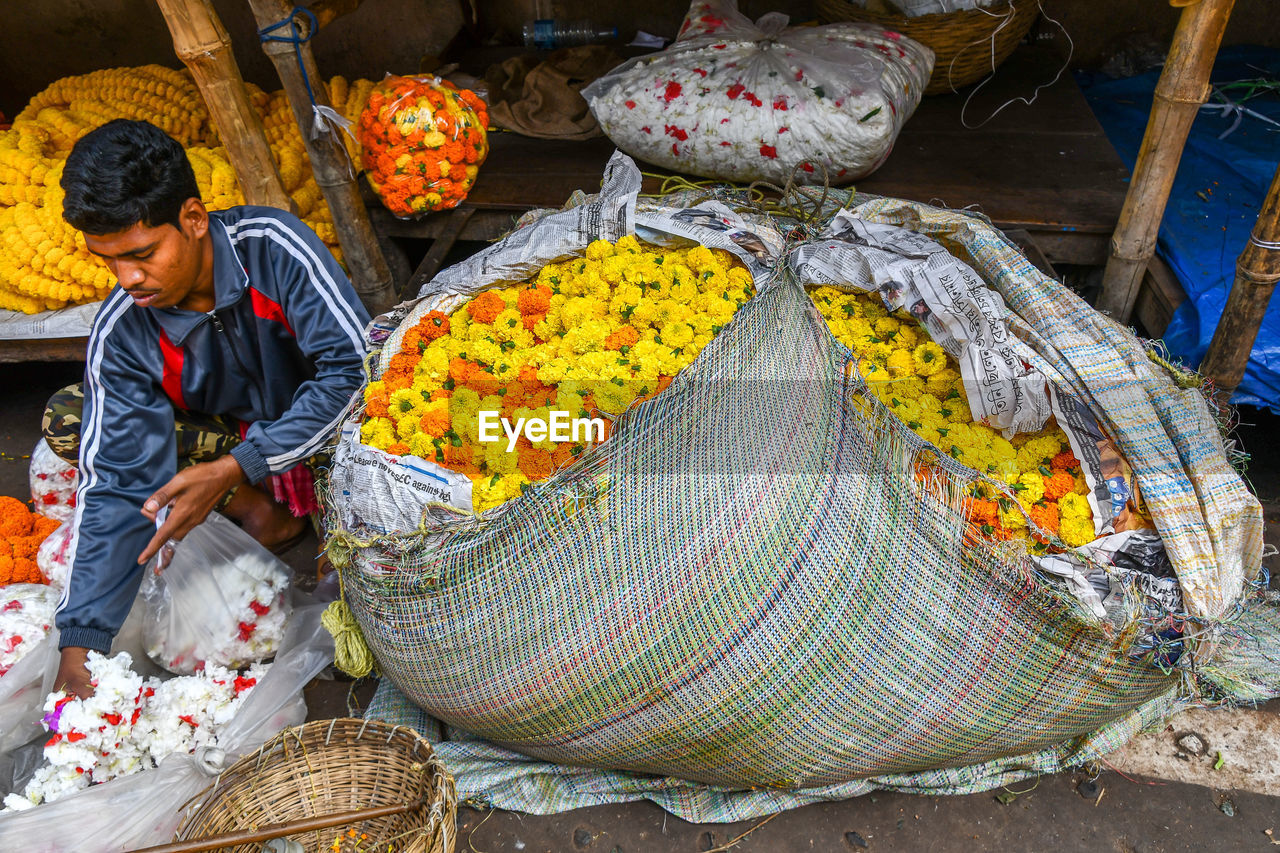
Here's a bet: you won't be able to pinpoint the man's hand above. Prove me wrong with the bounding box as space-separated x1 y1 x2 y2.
56 646 94 700
138 455 246 565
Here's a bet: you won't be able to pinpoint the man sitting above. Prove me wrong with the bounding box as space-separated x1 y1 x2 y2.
47 119 370 697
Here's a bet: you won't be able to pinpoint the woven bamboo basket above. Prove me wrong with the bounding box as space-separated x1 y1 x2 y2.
815 0 1040 95
168 719 456 853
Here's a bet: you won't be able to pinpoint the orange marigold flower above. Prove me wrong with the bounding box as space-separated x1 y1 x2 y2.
467 369 501 398
517 283 552 317
965 498 999 527
517 447 556 481
466 291 506 325
1052 450 1079 471
604 325 639 351
418 407 452 438
0 497 33 537
448 358 473 385
400 326 423 353
552 443 578 468
364 386 391 419
1028 502 1060 538
1042 470 1075 502
386 442 410 456
418 310 450 341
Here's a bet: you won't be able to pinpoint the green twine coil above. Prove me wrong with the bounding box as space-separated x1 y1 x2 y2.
321 599 376 678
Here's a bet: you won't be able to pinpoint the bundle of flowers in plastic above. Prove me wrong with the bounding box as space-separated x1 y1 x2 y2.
1 652 267 811
142 518 292 675
28 440 78 525
0 584 58 676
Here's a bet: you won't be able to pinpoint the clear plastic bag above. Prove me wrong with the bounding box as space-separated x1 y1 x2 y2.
141 513 293 675
357 73 490 216
28 440 77 525
582 0 933 184
0 604 333 851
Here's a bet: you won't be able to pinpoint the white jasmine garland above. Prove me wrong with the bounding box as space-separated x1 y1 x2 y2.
1 652 267 812
0 584 59 676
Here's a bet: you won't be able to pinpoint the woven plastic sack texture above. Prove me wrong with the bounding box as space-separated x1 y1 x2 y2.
328 157 1274 794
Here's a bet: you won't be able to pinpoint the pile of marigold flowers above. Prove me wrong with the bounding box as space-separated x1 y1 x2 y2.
358 75 488 217
362 236 754 512
0 495 60 585
810 286 1098 550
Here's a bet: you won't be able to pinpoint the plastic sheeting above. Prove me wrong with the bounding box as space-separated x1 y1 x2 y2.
1080 46 1280 411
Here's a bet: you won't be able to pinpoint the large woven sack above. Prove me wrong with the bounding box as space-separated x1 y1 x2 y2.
326 154 1271 790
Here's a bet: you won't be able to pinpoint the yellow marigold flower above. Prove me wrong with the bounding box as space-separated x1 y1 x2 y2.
1059 492 1092 520
1016 471 1046 505
886 348 915 378
661 322 695 349
388 388 420 416
1060 516 1096 547
999 504 1028 530
912 342 947 377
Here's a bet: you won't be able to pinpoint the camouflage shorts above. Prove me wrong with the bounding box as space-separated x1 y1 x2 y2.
42 382 243 470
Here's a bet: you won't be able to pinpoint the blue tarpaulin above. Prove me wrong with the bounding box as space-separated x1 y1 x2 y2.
1080 46 1280 411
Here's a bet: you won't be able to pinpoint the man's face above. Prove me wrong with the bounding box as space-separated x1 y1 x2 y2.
84 198 209 311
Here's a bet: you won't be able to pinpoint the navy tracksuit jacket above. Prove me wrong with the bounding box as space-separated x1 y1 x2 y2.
56 206 371 653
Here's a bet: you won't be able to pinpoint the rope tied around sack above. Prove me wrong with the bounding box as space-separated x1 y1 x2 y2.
322 598 376 678
320 528 379 678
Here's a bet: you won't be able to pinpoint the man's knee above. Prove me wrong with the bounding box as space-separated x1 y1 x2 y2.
42 383 85 466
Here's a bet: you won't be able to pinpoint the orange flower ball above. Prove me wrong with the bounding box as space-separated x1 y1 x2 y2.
358 75 489 217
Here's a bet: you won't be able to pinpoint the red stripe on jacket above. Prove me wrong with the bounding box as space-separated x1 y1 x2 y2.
157 330 188 410
249 287 295 337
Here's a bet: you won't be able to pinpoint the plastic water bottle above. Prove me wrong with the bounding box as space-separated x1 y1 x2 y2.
522 19 618 50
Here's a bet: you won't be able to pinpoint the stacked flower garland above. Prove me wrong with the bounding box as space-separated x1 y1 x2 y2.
0 65 377 313
0 496 60 585
809 287 1097 549
2 652 267 811
358 75 488 216
361 236 754 512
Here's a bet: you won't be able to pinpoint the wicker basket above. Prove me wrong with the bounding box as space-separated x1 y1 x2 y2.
170 719 456 853
816 0 1040 95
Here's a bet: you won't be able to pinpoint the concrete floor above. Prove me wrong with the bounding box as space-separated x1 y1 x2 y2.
3 360 1278 853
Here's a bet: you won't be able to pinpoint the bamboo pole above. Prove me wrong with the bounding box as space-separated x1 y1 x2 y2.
154 0 294 211
1095 0 1235 321
1198 163 1280 392
246 0 397 315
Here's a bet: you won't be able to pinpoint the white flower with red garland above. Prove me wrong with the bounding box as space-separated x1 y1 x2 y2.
1 652 266 811
0 584 58 676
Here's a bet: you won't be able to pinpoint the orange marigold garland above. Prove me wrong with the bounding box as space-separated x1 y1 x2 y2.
358 75 489 217
0 496 59 585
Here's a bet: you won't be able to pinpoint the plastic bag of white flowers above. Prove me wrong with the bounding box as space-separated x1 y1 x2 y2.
0 604 334 852
583 0 933 184
141 513 293 675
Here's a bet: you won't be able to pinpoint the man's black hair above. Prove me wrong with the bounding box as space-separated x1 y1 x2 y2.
61 119 200 235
